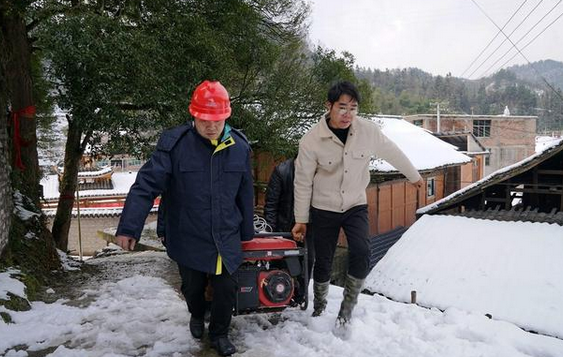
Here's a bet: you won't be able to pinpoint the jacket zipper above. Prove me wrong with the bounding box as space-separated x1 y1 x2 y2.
210 151 221 273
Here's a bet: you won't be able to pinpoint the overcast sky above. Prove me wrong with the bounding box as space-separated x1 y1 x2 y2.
307 0 563 78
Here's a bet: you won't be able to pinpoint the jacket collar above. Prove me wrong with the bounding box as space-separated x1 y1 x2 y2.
212 124 235 154
318 113 358 137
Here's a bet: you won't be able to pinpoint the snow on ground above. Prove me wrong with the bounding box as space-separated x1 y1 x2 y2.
1 251 563 357
364 215 563 340
0 269 26 300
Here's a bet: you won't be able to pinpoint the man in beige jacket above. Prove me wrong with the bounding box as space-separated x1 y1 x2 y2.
292 81 423 328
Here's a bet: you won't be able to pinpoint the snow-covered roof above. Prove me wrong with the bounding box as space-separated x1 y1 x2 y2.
41 206 158 218
365 214 563 339
76 166 113 178
404 113 538 120
367 116 472 173
536 135 563 153
41 171 138 200
418 138 563 215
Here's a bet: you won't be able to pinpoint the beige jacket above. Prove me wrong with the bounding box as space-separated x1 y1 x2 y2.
294 115 422 223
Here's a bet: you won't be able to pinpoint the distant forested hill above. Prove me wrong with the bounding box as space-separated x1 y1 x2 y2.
356 60 563 131
507 60 563 91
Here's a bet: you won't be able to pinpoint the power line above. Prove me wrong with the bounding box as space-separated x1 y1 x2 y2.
493 10 563 76
469 0 563 104
467 0 544 79
460 0 529 78
491 10 563 104
477 0 562 78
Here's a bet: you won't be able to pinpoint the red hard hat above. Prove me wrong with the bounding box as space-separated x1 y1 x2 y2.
189 80 231 121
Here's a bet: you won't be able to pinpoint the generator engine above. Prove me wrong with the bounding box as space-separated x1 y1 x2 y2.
234 235 308 315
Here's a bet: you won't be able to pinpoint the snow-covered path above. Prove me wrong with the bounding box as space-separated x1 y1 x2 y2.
1 251 563 357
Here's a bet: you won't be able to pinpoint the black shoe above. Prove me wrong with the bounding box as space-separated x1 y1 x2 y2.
189 317 204 339
210 336 236 356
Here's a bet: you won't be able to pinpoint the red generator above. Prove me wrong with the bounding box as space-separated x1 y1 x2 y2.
234 233 308 315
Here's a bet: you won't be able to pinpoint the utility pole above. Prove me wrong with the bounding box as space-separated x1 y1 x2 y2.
75 176 83 261
430 101 448 133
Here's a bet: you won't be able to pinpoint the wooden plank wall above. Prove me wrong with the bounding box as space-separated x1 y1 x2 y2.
460 161 474 189
254 154 453 249
338 172 446 246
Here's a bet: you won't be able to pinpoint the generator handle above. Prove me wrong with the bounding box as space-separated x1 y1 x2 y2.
253 231 293 239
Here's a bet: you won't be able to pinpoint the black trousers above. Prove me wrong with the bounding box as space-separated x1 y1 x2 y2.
301 225 315 280
311 205 370 283
177 264 236 339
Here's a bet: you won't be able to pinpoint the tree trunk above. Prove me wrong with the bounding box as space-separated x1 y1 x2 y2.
0 16 13 256
51 119 83 251
0 2 41 205
1 1 59 270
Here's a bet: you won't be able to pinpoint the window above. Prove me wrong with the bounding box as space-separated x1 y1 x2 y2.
427 177 436 198
413 120 423 127
473 120 491 137
485 156 490 166
127 159 142 167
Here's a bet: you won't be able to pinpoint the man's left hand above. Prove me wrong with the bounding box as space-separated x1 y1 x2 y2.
116 235 136 251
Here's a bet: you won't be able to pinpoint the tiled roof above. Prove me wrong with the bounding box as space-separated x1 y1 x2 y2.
41 171 138 201
368 226 408 270
418 139 563 215
42 206 158 218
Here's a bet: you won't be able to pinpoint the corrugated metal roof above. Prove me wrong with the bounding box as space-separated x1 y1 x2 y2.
368 226 407 270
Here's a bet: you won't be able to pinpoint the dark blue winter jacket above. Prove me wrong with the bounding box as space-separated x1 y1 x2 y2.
116 122 254 274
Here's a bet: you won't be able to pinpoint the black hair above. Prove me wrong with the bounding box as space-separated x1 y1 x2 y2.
327 80 361 105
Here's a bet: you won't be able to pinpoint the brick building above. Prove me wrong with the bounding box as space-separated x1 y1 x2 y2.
404 114 537 176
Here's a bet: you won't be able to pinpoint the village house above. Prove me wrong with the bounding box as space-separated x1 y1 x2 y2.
365 139 563 339
418 138 563 219
41 166 159 256
404 112 537 176
433 131 489 195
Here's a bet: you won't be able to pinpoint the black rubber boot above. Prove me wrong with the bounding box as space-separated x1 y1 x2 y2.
210 336 236 356
189 316 204 339
312 280 330 317
336 274 365 326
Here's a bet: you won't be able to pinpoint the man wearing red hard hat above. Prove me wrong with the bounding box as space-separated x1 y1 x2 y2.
116 80 254 356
